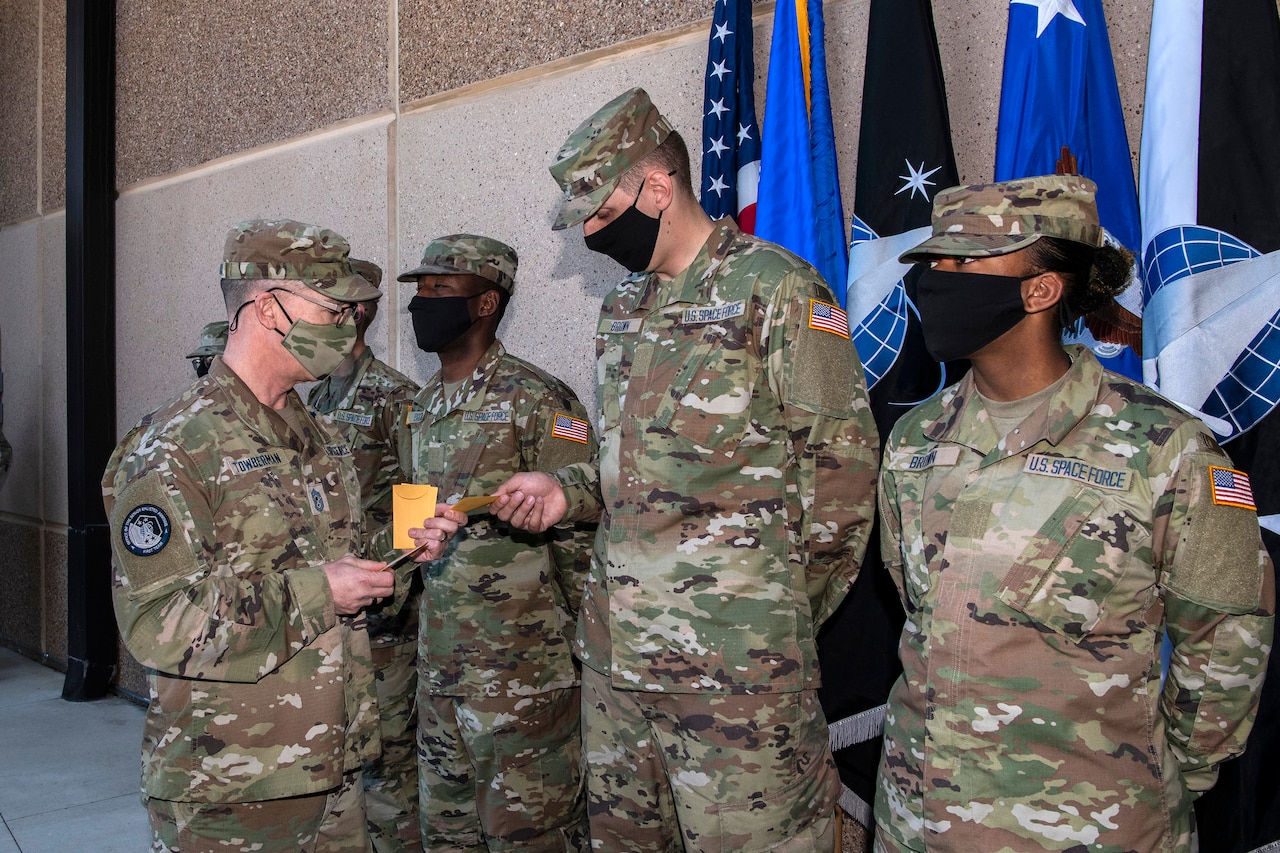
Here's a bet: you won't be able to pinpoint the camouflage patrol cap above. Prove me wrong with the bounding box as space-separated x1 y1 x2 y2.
219 218 381 303
186 321 228 358
899 174 1104 264
396 234 518 293
549 87 673 231
350 258 384 293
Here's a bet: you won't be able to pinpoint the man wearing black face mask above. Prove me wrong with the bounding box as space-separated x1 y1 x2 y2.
391 234 593 852
492 88 880 852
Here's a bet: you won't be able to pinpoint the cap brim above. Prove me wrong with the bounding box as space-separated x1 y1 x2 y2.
396 262 465 283
186 347 220 358
898 232 1044 265
552 178 620 231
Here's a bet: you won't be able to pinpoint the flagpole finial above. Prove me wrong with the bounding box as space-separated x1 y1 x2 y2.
1055 146 1079 175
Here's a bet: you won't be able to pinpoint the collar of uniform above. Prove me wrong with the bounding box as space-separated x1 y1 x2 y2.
207 357 317 454
308 346 374 414
424 339 506 419
619 217 742 313
922 345 1103 457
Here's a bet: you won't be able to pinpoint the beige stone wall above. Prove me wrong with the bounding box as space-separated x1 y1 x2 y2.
0 0 1173 696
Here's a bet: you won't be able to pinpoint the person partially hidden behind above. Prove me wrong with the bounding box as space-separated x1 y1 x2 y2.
308 257 424 853
187 320 228 378
874 175 1275 852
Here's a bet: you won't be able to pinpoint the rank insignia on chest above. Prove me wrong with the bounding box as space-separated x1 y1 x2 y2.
808 299 850 339
462 409 513 424
334 410 374 427
1210 466 1257 510
552 413 589 444
308 485 329 515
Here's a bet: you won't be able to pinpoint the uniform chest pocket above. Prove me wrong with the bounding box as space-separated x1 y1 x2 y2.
996 488 1151 641
648 315 758 458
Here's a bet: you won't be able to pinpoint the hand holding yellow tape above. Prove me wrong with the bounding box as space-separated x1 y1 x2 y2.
392 484 438 550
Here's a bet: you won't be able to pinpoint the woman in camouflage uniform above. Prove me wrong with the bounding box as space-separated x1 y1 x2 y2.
875 175 1274 852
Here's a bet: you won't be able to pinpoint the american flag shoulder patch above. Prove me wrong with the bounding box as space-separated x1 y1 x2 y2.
1209 465 1257 511
551 413 589 444
808 299 850 339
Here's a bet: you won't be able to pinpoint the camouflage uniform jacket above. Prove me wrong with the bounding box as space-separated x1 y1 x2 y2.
103 359 380 803
876 346 1275 852
308 347 421 647
390 340 594 698
557 219 880 693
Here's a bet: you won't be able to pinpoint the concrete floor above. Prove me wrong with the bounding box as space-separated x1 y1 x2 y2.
0 646 149 853
0 645 873 851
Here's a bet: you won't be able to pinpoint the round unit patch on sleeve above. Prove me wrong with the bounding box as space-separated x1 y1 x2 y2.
121 504 171 556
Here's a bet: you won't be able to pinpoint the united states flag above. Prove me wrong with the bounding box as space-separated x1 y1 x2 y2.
699 0 761 232
1210 466 1257 511
551 413 589 444
808 299 850 339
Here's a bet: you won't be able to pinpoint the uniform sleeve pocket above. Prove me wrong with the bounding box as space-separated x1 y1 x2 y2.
996 489 1148 641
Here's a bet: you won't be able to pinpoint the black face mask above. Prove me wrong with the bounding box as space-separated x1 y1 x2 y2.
407 295 478 353
584 177 664 273
916 268 1032 362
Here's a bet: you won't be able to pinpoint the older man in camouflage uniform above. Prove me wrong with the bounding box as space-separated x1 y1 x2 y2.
308 258 423 852
103 219 458 852
875 177 1276 851
495 89 880 851
389 234 593 852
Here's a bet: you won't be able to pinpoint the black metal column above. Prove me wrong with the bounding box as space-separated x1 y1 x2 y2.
62 0 118 701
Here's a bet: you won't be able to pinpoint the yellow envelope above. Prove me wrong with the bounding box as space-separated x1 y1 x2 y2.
392 484 438 550
450 495 496 514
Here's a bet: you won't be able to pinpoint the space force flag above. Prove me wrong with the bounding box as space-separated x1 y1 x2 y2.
1138 1 1280 847
995 0 1143 380
699 0 762 232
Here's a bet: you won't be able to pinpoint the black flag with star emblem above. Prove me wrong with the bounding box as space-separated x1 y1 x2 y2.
816 0 962 827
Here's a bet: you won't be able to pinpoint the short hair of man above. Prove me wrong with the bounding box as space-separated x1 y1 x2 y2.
616 131 693 198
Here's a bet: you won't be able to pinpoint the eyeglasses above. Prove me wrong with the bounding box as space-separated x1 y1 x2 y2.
267 288 353 327
190 356 214 377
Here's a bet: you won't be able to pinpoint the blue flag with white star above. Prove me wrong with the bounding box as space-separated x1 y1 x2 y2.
995 0 1143 380
699 0 761 232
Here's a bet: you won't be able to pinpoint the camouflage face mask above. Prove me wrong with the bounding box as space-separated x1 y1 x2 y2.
269 292 357 380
